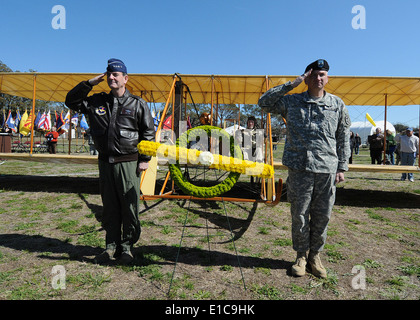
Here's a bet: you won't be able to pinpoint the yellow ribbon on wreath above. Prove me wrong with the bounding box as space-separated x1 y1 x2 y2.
137 140 274 179
138 125 274 198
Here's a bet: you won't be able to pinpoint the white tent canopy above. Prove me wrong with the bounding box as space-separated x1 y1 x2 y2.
224 124 246 136
350 120 396 145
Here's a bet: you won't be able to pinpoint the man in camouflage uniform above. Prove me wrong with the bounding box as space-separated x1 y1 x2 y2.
258 59 351 278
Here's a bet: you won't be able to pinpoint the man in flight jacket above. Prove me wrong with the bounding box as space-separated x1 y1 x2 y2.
66 58 155 264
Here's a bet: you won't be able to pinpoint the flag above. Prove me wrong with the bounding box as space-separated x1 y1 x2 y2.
71 113 79 128
20 111 34 136
15 109 21 129
34 111 42 129
37 112 47 130
163 115 172 129
63 111 70 132
152 110 161 131
5 110 17 132
80 114 89 130
19 110 28 133
55 111 65 134
44 111 51 131
366 113 376 127
71 113 79 127
151 109 156 130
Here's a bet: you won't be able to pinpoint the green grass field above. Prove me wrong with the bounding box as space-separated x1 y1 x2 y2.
0 141 419 301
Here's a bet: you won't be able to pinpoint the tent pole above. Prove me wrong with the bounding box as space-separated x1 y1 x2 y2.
29 74 37 155
267 113 275 200
261 76 271 200
68 109 72 155
210 76 214 126
382 94 388 165
215 93 219 127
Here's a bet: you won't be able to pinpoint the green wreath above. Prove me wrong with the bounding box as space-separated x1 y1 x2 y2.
168 125 242 198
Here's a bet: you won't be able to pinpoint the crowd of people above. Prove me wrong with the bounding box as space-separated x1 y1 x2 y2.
348 127 419 182
353 127 419 182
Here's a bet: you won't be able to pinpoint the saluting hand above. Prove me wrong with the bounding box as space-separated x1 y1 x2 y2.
88 73 106 86
291 69 312 88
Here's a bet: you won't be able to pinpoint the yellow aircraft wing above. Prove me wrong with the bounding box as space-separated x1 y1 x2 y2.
1 73 420 106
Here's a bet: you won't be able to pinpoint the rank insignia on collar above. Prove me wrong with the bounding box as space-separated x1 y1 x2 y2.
95 106 106 116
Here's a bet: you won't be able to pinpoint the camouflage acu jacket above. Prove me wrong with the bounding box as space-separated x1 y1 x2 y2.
258 81 351 173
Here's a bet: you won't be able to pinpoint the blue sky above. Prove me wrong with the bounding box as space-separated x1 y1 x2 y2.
1 0 419 127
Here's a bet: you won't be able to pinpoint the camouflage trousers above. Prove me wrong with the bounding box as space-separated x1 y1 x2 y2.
98 160 141 252
286 169 336 252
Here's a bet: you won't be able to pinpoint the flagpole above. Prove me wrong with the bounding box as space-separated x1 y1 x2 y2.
382 94 387 165
68 109 72 155
210 76 214 126
29 74 37 155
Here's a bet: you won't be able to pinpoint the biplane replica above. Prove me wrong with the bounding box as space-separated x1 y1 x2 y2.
0 72 419 206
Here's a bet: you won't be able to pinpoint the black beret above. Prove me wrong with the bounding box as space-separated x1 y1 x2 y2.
305 59 329 73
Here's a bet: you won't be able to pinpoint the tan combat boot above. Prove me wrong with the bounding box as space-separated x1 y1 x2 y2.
308 251 327 278
291 251 307 277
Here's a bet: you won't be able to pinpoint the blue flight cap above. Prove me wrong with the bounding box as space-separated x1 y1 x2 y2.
106 58 127 74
